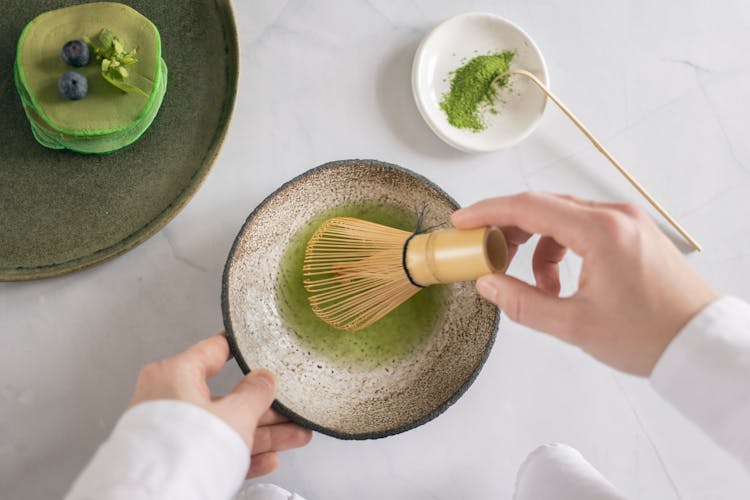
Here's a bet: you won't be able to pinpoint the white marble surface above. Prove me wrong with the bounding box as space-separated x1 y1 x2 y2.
2 0 750 498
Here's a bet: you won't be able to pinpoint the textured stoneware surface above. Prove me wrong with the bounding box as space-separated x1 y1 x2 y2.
0 0 238 281
222 160 500 439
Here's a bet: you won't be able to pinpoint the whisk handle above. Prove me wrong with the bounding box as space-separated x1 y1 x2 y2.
405 227 508 286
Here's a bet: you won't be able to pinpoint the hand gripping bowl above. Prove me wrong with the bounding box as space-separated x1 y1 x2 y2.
222 159 500 439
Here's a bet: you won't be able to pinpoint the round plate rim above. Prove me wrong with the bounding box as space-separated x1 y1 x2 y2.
0 0 239 281
411 11 549 153
221 159 501 440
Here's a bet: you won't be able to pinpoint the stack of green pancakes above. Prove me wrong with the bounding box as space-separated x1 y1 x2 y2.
14 2 167 154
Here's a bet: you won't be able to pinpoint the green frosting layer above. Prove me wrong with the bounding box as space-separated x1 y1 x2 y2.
14 2 167 154
15 59 167 154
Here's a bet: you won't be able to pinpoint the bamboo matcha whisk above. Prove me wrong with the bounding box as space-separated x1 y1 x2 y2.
303 217 508 332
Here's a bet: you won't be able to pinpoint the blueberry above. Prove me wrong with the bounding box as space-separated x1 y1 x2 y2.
58 71 89 101
61 40 90 67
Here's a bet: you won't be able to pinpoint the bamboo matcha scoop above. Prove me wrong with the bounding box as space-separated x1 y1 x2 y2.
495 68 701 252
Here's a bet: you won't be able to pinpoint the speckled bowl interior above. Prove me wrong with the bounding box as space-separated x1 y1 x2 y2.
222 159 499 439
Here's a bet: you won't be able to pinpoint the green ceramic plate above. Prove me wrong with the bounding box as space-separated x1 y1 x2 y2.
0 0 239 281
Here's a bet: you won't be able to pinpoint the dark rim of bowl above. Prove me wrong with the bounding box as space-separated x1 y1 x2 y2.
221 159 500 440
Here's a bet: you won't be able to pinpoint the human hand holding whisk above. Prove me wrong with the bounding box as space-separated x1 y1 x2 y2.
452 192 717 376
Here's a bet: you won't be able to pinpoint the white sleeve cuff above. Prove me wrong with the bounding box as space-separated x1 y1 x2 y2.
651 296 750 468
513 443 626 500
66 400 250 500
235 483 307 500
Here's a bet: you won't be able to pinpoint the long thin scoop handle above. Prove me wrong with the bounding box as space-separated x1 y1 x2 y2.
499 68 701 252
405 226 508 287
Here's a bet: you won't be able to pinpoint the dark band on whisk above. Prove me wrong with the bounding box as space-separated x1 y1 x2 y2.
402 233 426 289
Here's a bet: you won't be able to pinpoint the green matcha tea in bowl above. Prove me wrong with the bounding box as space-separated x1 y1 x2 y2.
14 2 167 154
222 160 500 439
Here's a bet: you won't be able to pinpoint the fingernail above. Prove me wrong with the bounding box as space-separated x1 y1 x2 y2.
476 276 498 302
250 368 277 395
451 209 466 222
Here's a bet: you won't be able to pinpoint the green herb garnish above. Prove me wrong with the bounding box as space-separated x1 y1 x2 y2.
85 29 148 97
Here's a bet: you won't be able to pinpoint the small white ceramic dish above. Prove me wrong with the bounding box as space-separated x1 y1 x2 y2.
412 12 549 153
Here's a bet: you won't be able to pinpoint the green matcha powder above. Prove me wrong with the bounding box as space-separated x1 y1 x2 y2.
440 50 515 132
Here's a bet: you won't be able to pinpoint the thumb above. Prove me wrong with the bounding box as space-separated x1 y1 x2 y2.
476 274 575 339
222 369 277 429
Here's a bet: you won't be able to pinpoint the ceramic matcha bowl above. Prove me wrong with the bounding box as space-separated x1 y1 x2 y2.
222 159 500 439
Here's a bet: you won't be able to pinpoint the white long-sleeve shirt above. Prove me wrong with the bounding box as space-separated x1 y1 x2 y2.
65 296 750 500
651 296 750 468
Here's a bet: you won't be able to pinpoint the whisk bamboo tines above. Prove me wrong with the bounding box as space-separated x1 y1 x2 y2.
494 68 701 252
303 217 508 332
